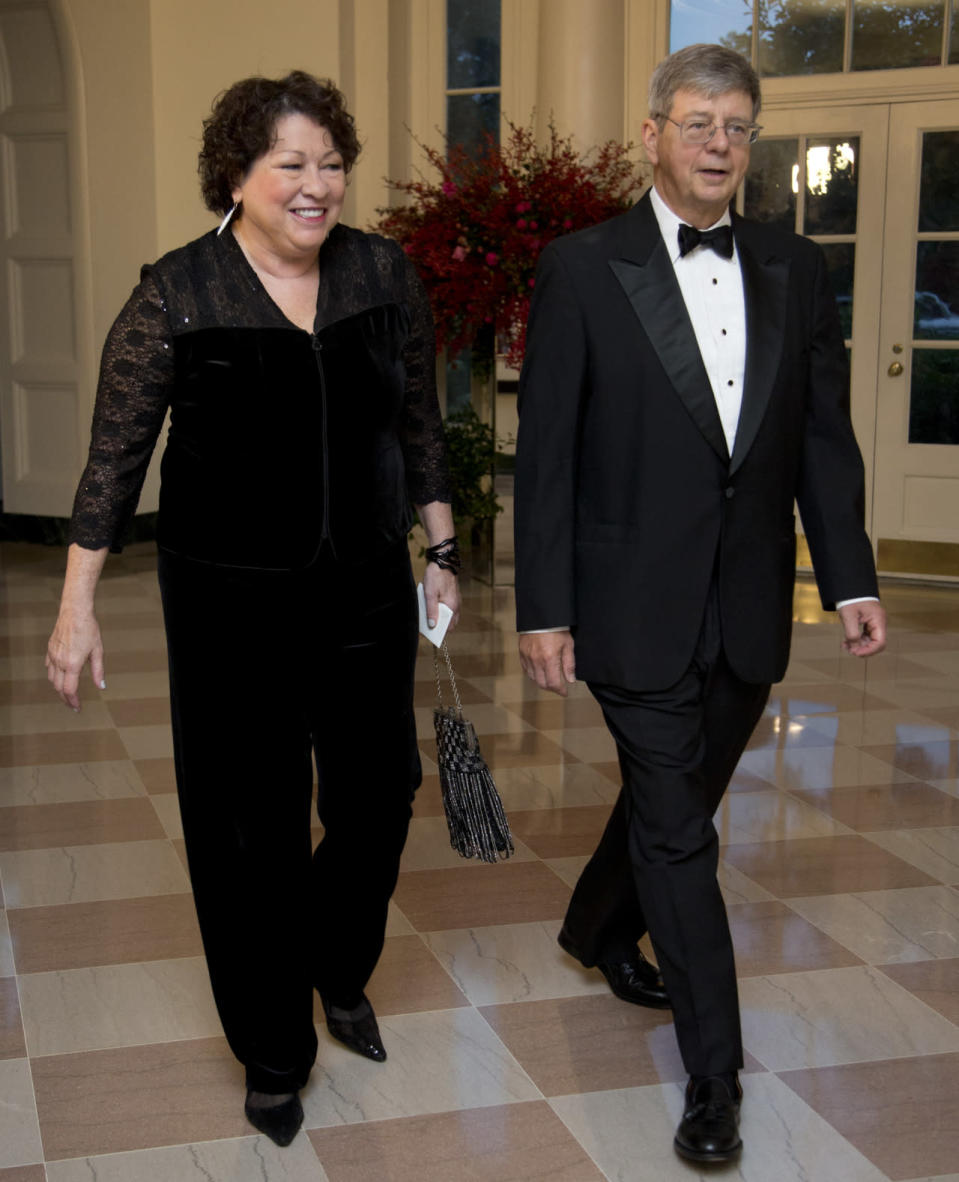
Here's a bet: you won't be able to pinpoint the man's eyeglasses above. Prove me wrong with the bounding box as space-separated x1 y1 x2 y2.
659 116 762 146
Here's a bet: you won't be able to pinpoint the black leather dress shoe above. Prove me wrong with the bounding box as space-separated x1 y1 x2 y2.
322 994 387 1062
595 950 671 1009
558 925 670 1010
244 1090 303 1146
674 1074 742 1163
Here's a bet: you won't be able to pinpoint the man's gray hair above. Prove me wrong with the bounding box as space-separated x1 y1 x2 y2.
648 43 761 123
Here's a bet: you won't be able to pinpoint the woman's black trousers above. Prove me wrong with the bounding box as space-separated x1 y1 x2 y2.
157 540 421 1093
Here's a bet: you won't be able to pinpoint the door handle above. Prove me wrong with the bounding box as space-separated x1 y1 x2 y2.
888 361 904 377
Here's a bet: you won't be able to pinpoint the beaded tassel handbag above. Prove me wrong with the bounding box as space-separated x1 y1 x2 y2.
432 640 514 863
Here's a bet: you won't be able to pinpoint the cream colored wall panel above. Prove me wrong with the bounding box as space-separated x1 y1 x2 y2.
625 0 669 142
64 0 155 359
7 132 69 235
0 2 62 111
148 0 342 253
903 476 959 534
11 379 78 488
502 0 538 125
9 257 74 361
387 0 443 198
339 0 390 230
536 0 626 147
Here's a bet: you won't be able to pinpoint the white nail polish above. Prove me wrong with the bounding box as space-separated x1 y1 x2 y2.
99 680 106 689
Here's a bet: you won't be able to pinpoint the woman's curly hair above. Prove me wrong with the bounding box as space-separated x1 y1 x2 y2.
198 71 360 216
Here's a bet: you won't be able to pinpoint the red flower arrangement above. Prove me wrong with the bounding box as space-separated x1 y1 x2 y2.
375 121 646 370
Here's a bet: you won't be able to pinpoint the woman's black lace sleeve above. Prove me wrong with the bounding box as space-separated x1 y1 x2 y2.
68 273 174 552
392 246 451 506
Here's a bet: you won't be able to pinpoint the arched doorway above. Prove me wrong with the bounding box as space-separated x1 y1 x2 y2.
0 0 86 519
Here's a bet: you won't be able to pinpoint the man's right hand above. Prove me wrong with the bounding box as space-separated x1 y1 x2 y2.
518 630 577 697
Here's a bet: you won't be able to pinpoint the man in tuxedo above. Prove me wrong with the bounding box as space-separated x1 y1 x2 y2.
514 43 886 1164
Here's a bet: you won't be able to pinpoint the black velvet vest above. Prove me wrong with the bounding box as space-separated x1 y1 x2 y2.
148 229 432 569
158 305 413 568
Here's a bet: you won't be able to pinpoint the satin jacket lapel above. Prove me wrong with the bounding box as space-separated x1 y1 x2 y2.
730 222 790 475
608 201 729 465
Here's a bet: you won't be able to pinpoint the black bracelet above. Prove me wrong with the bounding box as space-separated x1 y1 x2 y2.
425 536 461 576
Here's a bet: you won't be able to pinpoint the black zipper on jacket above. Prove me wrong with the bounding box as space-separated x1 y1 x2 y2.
311 332 335 556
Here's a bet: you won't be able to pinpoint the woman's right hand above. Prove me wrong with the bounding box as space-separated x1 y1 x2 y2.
46 606 105 711
46 544 110 711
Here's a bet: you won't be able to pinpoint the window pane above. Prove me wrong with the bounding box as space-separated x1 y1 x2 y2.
909 350 959 443
918 131 959 231
915 243 959 340
820 243 856 339
669 0 752 57
952 3 959 61
852 0 944 71
446 352 473 414
744 138 798 231
447 93 500 158
758 0 845 76
447 0 501 89
805 138 859 235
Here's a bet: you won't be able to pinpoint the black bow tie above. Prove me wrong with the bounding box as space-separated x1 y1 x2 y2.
678 223 734 259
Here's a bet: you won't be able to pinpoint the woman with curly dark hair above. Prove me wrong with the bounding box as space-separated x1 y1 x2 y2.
45 71 460 1146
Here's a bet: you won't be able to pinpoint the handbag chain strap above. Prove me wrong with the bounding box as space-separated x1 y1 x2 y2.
433 639 464 714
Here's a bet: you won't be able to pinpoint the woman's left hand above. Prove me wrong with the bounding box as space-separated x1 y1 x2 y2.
422 560 461 632
416 501 462 632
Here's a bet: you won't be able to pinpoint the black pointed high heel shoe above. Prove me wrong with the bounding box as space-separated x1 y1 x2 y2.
244 1089 304 1146
321 993 387 1062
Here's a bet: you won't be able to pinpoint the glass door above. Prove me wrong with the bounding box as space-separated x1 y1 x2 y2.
740 104 890 543
873 99 959 577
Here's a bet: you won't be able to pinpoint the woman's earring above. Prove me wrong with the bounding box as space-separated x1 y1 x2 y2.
217 201 239 236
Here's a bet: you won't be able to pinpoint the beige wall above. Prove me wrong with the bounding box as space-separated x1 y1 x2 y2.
15 0 959 522
69 0 658 506
535 0 626 146
149 0 341 252
51 0 445 513
62 0 663 331
59 0 156 362
67 0 437 279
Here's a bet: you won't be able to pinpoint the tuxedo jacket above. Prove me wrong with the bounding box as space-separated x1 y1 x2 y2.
514 192 878 691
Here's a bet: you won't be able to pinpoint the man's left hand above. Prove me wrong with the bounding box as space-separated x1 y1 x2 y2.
838 600 887 658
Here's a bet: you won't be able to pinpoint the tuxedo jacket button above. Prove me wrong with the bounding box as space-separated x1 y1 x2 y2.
724 486 735 499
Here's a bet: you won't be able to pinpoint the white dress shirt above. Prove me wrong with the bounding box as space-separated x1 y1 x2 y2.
648 186 746 455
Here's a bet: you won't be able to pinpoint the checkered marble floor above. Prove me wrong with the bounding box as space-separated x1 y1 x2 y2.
1 533 958 1182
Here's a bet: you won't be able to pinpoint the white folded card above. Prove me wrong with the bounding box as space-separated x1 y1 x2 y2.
417 582 453 647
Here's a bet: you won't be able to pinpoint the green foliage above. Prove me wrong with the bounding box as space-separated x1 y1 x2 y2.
444 404 503 525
